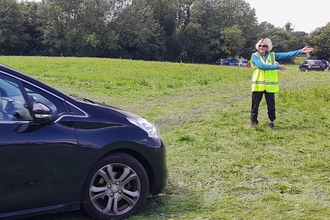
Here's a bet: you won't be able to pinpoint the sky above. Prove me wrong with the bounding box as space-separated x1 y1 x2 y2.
246 0 330 33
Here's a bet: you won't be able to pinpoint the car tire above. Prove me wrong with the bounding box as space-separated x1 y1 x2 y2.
82 152 149 220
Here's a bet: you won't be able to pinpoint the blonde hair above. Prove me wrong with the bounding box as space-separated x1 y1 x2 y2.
255 38 273 52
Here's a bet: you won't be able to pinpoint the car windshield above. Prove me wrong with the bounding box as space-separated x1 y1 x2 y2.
311 60 322 65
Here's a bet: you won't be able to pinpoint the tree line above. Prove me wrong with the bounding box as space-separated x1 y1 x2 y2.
1 0 330 64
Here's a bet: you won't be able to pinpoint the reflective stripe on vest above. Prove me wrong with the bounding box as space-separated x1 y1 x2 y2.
251 52 279 93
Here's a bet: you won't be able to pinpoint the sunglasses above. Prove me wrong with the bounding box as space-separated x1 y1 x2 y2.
259 45 268 48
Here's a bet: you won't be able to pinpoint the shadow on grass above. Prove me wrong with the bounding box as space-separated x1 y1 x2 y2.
137 186 204 219
26 210 90 220
26 186 201 220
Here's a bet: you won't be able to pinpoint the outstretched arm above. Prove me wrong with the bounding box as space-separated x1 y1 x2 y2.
275 46 314 71
275 46 314 60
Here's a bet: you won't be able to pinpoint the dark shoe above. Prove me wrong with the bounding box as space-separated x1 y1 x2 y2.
268 122 274 130
251 122 257 129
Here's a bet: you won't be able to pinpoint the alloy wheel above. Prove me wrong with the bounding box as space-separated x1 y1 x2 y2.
89 163 141 216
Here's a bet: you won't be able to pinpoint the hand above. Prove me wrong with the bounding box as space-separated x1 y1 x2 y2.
302 46 314 53
278 65 287 71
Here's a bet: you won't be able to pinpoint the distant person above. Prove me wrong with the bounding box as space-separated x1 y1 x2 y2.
250 38 313 130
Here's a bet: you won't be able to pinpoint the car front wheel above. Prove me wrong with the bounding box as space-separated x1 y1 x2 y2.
82 152 149 220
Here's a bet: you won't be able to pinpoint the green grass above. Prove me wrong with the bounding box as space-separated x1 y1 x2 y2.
1 56 330 220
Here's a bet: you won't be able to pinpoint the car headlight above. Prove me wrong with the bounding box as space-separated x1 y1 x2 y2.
127 117 161 139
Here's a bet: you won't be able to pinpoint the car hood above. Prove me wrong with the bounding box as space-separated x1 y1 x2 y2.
73 96 141 121
71 97 161 140
95 101 140 119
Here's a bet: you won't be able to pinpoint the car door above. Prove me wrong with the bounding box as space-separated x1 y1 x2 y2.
0 73 79 213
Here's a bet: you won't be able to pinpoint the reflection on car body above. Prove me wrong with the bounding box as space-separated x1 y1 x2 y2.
0 64 167 220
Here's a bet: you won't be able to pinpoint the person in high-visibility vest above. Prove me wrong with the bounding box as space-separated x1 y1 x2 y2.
250 38 313 130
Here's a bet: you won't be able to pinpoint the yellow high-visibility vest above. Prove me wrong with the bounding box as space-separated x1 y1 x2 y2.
251 52 279 93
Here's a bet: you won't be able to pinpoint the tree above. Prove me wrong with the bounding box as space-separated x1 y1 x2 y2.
309 23 330 60
0 0 26 55
258 27 300 63
73 0 119 57
178 0 213 62
1 0 318 63
41 0 118 56
220 25 245 58
215 0 258 58
292 31 309 49
146 0 177 37
146 0 178 61
258 21 275 32
284 22 295 32
20 1 46 55
113 0 166 60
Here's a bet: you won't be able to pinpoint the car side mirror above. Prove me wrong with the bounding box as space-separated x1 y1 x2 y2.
32 102 52 123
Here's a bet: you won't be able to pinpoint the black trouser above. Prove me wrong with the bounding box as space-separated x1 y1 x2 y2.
251 91 276 124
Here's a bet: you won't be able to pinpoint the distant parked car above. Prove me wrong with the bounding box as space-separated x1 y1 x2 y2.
321 60 329 70
216 59 228 65
235 59 249 67
298 60 325 72
227 59 237 66
216 59 236 66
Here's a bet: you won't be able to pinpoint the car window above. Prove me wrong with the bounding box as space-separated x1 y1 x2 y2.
0 78 21 97
0 73 68 121
22 82 67 116
0 74 30 121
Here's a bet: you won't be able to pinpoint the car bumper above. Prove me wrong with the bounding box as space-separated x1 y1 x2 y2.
147 141 167 195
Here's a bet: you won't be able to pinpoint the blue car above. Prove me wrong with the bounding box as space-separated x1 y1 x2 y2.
0 64 167 220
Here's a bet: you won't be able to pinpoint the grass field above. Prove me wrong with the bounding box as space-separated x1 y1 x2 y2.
1 56 330 220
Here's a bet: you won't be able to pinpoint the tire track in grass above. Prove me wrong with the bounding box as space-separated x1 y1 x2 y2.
123 82 250 128
124 73 330 129
154 93 251 129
